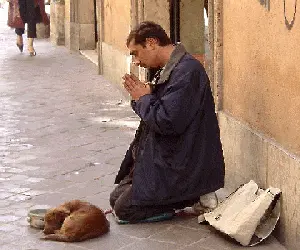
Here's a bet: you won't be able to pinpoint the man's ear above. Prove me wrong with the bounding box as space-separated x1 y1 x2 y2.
145 38 158 49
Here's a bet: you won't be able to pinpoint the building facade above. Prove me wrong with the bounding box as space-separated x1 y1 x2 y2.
217 1 300 249
50 0 207 84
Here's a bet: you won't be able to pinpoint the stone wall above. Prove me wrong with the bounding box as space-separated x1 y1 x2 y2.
103 0 131 53
180 0 205 55
222 0 300 156
100 0 131 86
219 1 300 248
50 0 65 45
77 0 96 50
99 0 171 87
65 0 96 51
219 111 300 250
101 42 131 90
144 0 170 35
65 0 78 50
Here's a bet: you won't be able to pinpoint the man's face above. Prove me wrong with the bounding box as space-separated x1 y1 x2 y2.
128 39 160 68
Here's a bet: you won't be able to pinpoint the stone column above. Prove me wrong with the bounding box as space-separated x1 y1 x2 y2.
36 1 51 39
50 0 65 45
77 0 96 50
180 0 205 65
207 0 214 92
213 0 223 111
129 0 140 78
129 0 148 81
96 0 104 74
36 18 50 39
65 0 96 51
65 0 78 50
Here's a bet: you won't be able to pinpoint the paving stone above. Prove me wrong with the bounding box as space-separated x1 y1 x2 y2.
108 215 174 239
172 215 212 231
0 215 20 223
10 187 31 193
13 217 32 226
0 208 11 215
0 223 19 232
18 240 72 250
69 231 136 250
0 244 21 250
121 239 183 250
0 173 13 178
7 194 32 202
10 202 35 209
0 192 14 199
0 200 11 208
22 190 46 197
181 233 286 250
30 192 81 207
11 208 30 217
58 182 110 198
83 196 111 209
149 224 210 246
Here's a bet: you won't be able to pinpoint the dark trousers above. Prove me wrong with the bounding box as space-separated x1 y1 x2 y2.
110 175 198 223
15 0 37 38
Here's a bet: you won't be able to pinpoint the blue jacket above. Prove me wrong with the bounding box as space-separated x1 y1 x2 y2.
115 44 225 206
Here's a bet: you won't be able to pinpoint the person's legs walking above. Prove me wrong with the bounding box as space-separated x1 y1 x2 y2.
27 22 37 39
15 28 24 52
15 28 25 37
15 0 26 53
26 0 37 56
17 0 37 55
18 0 27 23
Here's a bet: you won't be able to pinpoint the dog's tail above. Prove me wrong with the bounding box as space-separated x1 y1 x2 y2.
41 233 72 242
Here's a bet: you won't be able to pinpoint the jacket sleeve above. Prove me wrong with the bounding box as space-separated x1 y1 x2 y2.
132 68 208 135
114 143 133 184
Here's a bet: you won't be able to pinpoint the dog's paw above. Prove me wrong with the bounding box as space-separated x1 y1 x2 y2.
40 233 70 242
40 235 49 241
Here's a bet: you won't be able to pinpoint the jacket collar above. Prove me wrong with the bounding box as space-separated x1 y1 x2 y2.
157 43 187 85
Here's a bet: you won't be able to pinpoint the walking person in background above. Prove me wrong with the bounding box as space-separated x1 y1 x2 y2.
7 0 49 56
0 0 5 8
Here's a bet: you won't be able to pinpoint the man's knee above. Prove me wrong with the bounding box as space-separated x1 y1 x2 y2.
113 199 126 219
109 194 114 208
109 181 131 208
113 188 137 221
109 188 119 208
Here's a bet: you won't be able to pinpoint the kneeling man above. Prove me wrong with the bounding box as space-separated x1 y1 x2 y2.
110 21 225 223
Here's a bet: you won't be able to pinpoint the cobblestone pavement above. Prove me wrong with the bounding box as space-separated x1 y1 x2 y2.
0 7 286 250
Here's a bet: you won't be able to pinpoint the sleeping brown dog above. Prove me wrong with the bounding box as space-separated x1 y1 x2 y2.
42 200 109 242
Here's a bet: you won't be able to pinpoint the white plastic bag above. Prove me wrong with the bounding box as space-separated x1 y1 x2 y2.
204 180 281 246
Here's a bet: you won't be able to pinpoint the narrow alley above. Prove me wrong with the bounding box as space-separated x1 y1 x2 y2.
0 6 286 250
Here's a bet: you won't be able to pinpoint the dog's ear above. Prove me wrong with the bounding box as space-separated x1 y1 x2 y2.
60 207 70 216
54 209 70 223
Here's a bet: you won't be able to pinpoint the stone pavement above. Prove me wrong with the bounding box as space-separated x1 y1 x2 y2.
0 7 286 250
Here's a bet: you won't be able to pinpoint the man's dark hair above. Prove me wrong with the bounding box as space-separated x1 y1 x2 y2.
126 21 172 47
